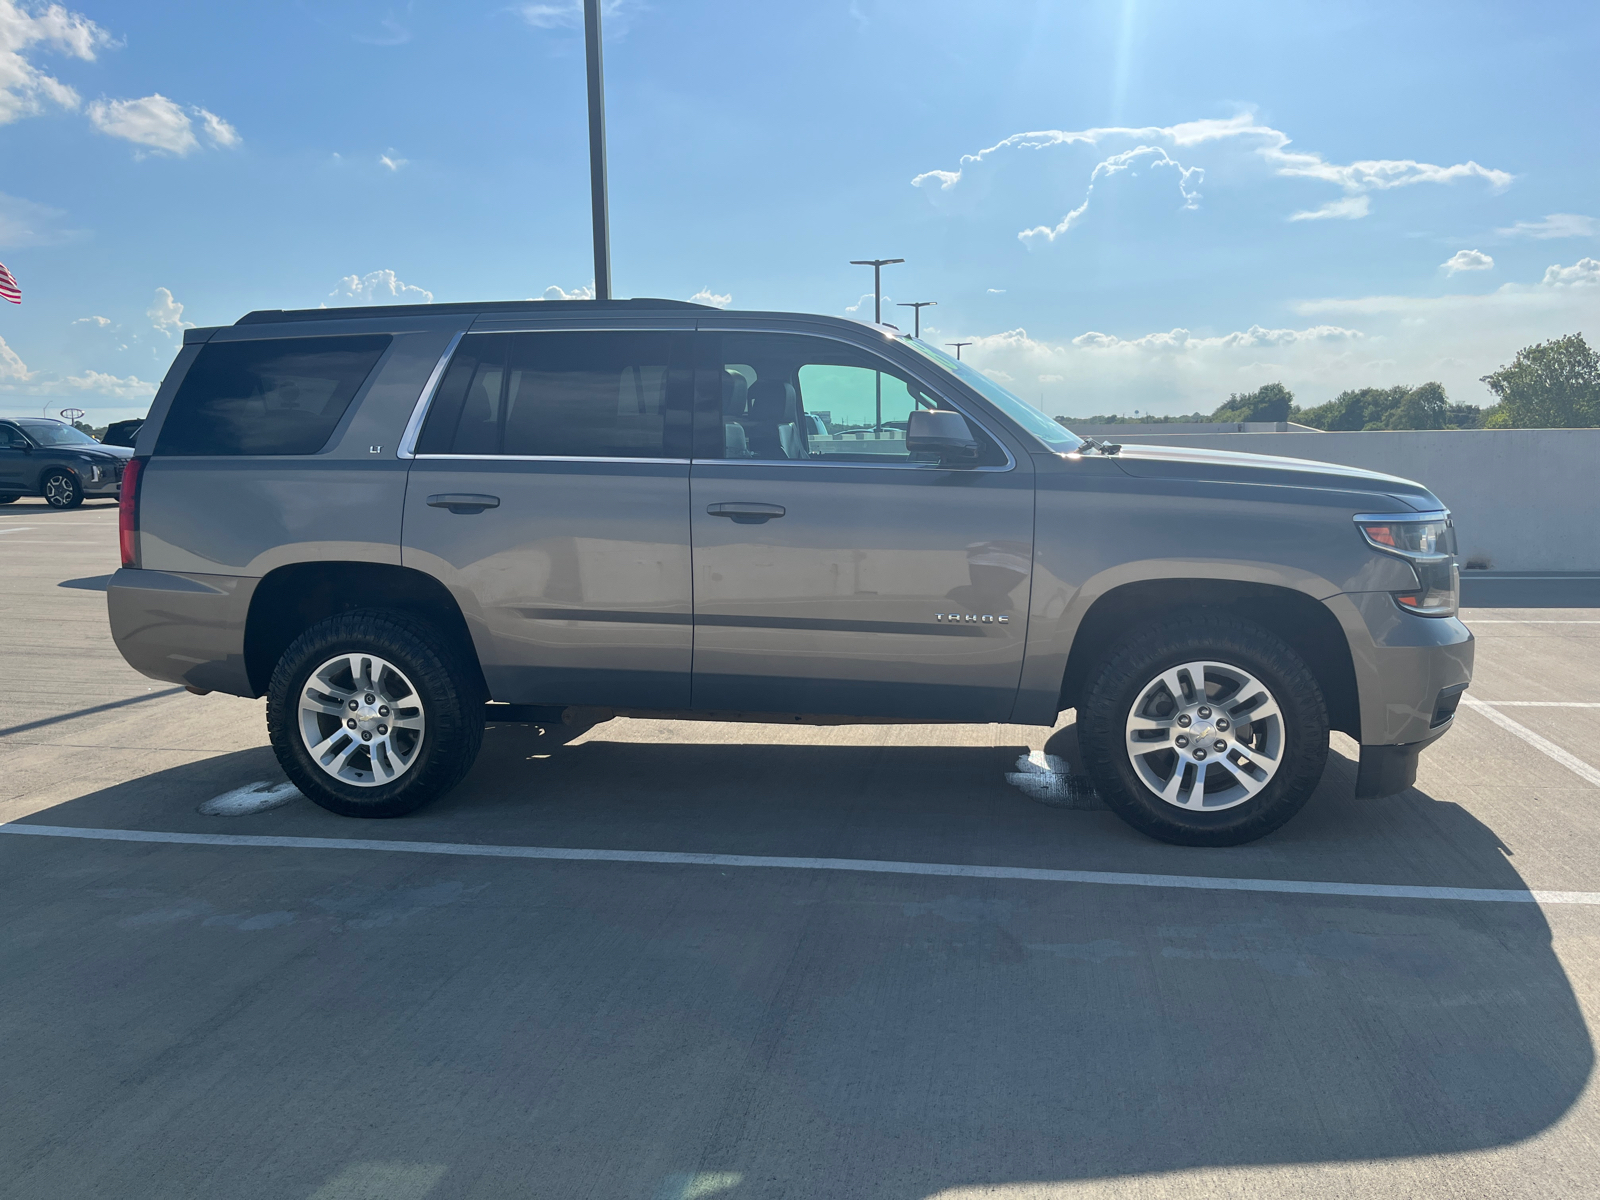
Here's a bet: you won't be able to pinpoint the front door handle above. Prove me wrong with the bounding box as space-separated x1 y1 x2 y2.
707 502 786 524
428 493 500 514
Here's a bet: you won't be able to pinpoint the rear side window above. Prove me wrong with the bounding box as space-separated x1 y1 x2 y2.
415 331 691 458
154 335 391 456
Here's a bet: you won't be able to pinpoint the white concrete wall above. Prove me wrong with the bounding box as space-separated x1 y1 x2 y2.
1108 429 1600 572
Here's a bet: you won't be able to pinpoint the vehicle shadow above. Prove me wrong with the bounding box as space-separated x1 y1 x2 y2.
2 732 1590 1197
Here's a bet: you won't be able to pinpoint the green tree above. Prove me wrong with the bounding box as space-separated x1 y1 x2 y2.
1211 382 1293 423
1480 333 1600 428
1296 383 1451 430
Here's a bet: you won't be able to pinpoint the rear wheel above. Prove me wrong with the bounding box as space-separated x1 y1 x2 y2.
1078 614 1328 846
267 610 485 818
42 469 83 509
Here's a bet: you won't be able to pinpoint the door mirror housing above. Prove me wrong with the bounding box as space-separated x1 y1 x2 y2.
906 409 979 465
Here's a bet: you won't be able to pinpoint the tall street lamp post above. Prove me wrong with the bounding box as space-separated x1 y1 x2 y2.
848 258 904 324
946 341 973 360
584 0 612 300
897 301 936 338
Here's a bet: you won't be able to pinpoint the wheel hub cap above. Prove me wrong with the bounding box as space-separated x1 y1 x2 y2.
1123 660 1285 812
298 653 425 788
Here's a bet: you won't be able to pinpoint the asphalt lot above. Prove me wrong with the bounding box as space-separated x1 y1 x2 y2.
3 495 1599 1200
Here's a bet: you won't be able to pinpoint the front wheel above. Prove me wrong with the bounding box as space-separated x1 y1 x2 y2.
267 610 485 818
42 469 83 509
1077 615 1329 846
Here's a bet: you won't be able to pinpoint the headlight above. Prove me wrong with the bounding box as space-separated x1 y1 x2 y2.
1355 512 1459 617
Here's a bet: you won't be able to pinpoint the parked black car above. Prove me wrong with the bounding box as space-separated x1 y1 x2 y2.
0 418 133 508
101 418 145 448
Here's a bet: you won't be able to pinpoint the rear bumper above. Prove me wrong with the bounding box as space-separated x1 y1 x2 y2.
106 568 257 696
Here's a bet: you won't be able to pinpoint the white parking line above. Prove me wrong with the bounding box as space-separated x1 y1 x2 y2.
2 822 1598 905
1476 701 1600 707
0 527 34 535
1462 699 1600 788
1468 620 1600 625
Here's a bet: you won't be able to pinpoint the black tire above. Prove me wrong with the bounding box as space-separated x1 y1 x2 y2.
1077 614 1329 847
267 610 485 818
42 469 83 509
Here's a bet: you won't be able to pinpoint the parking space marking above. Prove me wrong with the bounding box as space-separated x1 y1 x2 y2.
0 527 34 535
4 822 1599 906
1469 620 1600 624
1462 699 1600 788
1476 701 1600 707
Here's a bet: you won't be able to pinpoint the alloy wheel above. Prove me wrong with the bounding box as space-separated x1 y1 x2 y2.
298 652 426 787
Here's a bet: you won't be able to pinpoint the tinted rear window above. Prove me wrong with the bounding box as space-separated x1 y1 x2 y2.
416 331 691 458
154 335 391 456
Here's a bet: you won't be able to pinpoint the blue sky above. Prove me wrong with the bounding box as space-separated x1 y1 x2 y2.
2 0 1598 423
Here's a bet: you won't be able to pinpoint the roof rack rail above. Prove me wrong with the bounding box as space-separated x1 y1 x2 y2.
235 298 714 325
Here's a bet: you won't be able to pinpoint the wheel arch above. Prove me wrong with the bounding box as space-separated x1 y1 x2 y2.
1058 577 1361 739
244 561 487 699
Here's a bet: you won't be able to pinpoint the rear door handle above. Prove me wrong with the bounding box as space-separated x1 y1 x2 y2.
428 493 500 514
707 502 786 524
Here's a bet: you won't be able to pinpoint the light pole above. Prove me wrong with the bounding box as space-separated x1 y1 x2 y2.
897 301 936 338
946 341 972 361
583 0 611 300
848 258 904 324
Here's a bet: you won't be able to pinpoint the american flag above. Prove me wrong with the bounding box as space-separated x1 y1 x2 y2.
0 261 19 304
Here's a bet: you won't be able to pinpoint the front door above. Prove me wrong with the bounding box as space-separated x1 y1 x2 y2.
0 423 29 491
689 331 1035 721
403 328 695 708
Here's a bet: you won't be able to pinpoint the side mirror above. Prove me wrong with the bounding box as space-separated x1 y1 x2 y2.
906 409 979 465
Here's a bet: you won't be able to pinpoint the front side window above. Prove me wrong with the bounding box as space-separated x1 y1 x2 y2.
0 424 24 448
416 331 691 458
154 335 391 456
18 421 98 447
711 333 1004 466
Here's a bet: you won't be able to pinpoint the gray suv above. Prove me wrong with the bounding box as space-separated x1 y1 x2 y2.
106 299 1472 846
0 418 132 507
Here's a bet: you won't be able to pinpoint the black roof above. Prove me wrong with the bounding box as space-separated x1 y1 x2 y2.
235 298 713 325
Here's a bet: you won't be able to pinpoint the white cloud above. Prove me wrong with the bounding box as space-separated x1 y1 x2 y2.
913 112 1512 238
0 0 108 125
88 93 240 155
62 369 157 397
196 106 238 148
355 16 412 46
986 288 1006 294
516 0 640 34
1069 324 1362 352
1289 195 1371 222
1542 257 1600 287
73 315 110 326
1496 213 1598 240
331 270 433 305
147 287 193 335
0 190 75 247
0 333 32 381
1038 374 1064 382
379 150 407 171
1442 249 1494 274
541 283 595 301
689 287 731 308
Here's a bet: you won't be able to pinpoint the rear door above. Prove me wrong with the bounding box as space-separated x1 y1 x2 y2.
402 328 695 709
689 330 1035 720
0 423 27 490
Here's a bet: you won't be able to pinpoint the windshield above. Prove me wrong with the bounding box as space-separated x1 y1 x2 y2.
18 422 99 447
901 338 1083 453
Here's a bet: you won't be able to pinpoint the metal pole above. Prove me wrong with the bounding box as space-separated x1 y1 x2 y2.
946 341 972 360
848 258 903 325
584 0 612 301
897 301 935 338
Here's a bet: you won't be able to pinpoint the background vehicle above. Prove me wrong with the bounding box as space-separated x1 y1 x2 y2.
101 419 146 448
105 299 1472 845
0 418 131 507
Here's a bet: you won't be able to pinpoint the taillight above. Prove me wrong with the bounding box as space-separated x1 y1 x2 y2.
119 457 145 568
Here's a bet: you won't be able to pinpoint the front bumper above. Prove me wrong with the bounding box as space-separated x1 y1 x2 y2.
1331 590 1475 797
